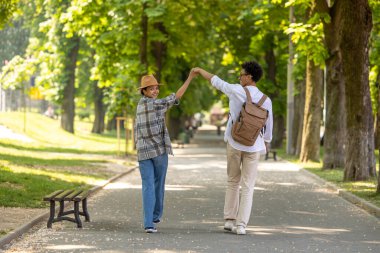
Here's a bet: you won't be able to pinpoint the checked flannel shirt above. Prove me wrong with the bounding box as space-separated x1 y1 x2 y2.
134 93 179 161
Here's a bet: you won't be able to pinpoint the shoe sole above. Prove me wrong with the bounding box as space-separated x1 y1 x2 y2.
224 227 233 231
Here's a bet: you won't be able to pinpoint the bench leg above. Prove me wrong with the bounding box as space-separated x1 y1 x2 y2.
74 201 83 228
82 198 90 222
58 200 65 217
47 200 56 228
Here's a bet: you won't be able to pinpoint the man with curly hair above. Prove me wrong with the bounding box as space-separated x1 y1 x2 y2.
193 61 273 235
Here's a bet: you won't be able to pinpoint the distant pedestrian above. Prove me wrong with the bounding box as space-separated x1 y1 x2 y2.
193 61 273 235
134 71 197 233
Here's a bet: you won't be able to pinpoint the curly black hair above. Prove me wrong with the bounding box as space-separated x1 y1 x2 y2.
242 61 263 83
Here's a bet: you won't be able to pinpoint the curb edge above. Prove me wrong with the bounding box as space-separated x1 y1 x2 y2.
300 167 380 219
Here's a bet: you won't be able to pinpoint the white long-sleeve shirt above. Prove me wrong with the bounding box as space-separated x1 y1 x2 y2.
211 75 273 154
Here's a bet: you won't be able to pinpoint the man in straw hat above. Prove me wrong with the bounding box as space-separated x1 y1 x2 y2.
135 71 198 233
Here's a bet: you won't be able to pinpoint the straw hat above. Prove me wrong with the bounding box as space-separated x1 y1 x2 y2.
138 75 162 90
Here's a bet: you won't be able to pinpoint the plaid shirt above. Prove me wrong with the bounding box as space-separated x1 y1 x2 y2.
134 93 179 161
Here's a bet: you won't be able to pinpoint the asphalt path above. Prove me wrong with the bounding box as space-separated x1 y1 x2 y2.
3 129 379 253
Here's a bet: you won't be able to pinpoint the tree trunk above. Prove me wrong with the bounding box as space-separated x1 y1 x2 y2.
323 48 346 169
106 115 116 131
272 116 285 148
318 0 347 170
294 80 306 156
340 0 373 181
264 40 284 148
151 22 167 82
375 72 380 187
92 81 106 133
300 60 323 162
140 2 148 73
367 89 376 177
61 36 80 133
378 149 380 193
167 115 182 141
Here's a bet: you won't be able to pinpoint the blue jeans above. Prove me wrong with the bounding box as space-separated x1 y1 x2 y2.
138 153 168 229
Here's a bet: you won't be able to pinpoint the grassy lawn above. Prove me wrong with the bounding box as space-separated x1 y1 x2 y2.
277 148 380 208
0 112 135 208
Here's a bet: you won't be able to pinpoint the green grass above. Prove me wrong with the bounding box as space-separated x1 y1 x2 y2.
0 164 95 208
0 112 135 207
0 112 134 154
277 147 380 208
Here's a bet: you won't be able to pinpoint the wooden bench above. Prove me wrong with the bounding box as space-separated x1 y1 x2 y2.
43 189 90 228
265 150 277 161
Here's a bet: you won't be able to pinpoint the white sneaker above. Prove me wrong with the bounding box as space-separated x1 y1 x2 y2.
224 220 235 231
145 227 157 233
232 225 246 235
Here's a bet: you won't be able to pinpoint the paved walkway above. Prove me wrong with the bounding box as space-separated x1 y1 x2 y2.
3 128 380 253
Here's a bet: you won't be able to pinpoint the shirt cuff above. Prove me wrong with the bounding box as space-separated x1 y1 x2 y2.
210 75 219 86
171 93 180 105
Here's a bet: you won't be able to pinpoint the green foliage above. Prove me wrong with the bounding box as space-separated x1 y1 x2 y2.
284 11 328 68
0 55 36 89
369 0 380 114
0 0 18 29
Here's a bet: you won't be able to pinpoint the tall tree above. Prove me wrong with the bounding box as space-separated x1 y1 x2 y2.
300 60 323 162
286 1 327 162
338 0 374 181
60 35 80 133
315 0 347 169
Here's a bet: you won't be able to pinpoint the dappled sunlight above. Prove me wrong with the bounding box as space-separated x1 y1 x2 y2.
182 219 220 225
172 164 208 170
166 184 206 191
6 164 105 186
287 210 325 216
362 241 380 245
258 162 301 171
275 182 297 186
243 226 350 235
176 153 222 158
253 186 267 191
142 250 179 253
103 182 205 191
45 244 96 250
184 197 211 202
104 182 141 189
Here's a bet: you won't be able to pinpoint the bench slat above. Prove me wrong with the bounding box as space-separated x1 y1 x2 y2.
53 189 74 201
64 189 83 201
73 190 90 201
43 190 64 201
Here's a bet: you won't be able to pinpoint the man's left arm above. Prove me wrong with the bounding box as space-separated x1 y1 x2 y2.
193 67 239 99
264 99 273 151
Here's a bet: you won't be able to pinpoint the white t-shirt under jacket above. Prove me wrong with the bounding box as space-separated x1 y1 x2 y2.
211 75 273 154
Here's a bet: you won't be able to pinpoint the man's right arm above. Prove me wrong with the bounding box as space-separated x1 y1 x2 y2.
193 67 214 81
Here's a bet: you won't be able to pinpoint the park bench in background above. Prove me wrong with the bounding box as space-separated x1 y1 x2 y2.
43 189 90 228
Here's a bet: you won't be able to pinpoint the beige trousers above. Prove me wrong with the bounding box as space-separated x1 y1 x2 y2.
224 142 260 228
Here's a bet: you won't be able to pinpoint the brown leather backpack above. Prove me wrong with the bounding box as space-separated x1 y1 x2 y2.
231 87 268 146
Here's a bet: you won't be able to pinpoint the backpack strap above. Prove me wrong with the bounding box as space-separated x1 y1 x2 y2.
243 87 267 107
243 87 253 105
257 94 267 106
